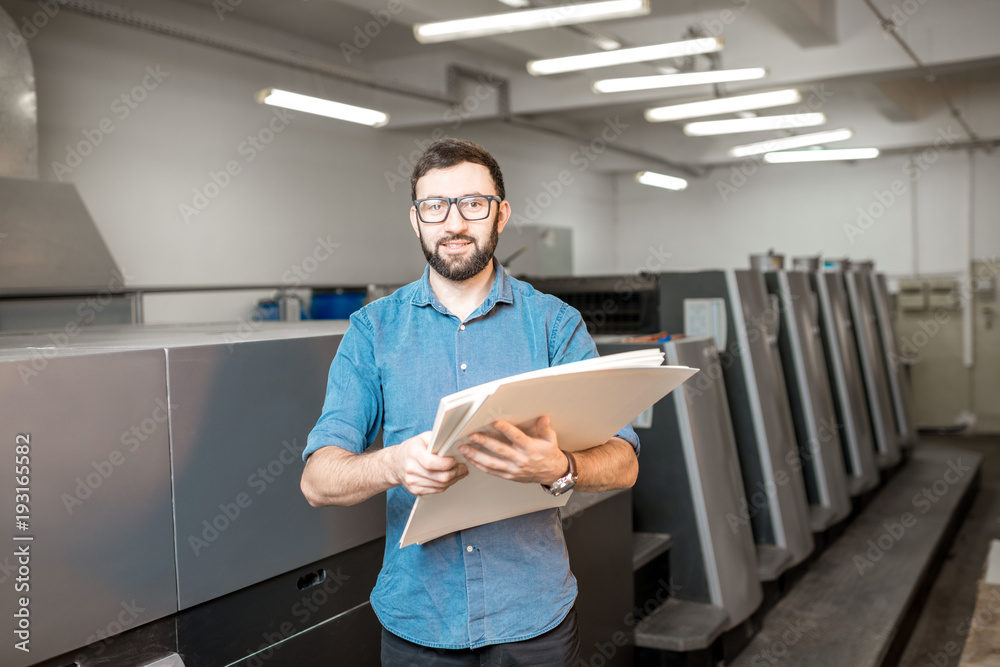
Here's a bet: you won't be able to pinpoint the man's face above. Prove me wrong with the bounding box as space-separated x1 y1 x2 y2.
410 162 510 282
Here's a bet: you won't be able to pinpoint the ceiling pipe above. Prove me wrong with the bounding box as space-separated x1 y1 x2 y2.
40 0 458 106
862 0 985 149
446 64 705 179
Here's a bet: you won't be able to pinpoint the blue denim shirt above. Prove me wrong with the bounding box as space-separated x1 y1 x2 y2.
305 261 639 649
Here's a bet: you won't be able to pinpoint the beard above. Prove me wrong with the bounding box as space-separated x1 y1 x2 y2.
419 213 500 282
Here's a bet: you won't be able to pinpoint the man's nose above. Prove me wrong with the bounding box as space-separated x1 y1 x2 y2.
442 203 468 233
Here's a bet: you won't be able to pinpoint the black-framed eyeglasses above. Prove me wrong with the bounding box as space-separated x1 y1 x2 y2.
413 195 502 224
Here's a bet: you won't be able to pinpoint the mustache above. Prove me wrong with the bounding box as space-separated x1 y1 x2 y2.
437 235 477 248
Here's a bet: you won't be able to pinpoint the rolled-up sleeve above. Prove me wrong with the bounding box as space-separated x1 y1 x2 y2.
303 309 383 461
548 302 640 456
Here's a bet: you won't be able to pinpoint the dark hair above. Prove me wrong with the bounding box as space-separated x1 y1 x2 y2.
410 139 506 202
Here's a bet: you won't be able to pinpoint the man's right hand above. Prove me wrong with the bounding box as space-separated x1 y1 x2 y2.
390 432 469 496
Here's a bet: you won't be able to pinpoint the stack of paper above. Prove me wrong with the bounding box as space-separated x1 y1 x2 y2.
400 350 698 547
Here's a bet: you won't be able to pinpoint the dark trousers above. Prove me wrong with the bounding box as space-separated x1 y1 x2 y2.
380 607 581 667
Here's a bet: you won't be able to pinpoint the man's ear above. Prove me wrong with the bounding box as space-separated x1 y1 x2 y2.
409 206 420 237
496 200 512 235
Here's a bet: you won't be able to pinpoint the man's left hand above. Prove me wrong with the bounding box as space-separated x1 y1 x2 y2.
458 416 569 485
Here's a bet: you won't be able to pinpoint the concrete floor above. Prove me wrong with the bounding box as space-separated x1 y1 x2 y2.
899 434 1000 667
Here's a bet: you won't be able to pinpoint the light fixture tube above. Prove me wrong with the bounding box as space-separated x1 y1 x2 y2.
527 37 723 76
593 67 766 93
763 148 880 163
414 0 649 44
256 89 389 127
728 128 854 157
645 88 801 123
635 170 688 191
683 112 826 136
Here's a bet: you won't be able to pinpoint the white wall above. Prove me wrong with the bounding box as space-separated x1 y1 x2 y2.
14 2 620 301
615 149 1000 277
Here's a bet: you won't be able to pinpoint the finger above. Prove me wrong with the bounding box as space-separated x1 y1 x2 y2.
468 432 517 459
415 448 463 471
460 444 515 478
491 420 532 448
535 415 557 444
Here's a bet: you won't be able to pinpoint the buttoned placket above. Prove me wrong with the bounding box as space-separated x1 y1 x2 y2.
461 533 486 646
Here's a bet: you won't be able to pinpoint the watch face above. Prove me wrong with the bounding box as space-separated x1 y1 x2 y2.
549 476 576 496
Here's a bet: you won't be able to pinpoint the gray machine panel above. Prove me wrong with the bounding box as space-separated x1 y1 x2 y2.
727 270 813 566
843 270 903 467
812 273 881 494
0 350 177 667
167 336 386 609
658 271 813 577
767 271 852 529
601 336 761 631
871 272 917 449
666 336 762 629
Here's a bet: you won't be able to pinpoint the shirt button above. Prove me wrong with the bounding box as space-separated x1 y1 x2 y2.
460 324 466 331
460 363 467 370
466 546 473 553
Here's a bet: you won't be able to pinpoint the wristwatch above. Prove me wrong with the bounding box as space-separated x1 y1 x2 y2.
543 451 578 496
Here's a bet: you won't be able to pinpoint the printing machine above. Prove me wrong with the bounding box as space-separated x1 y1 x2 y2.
826 260 904 468
794 258 882 498
657 271 814 584
597 335 763 659
0 323 388 667
862 265 919 450
757 260 853 532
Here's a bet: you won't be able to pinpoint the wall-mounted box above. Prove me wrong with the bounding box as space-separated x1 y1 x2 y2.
928 278 959 310
898 280 927 312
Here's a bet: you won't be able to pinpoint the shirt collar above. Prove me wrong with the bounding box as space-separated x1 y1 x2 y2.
411 259 514 316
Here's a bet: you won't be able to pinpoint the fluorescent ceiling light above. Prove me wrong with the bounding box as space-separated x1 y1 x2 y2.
593 67 766 93
527 37 723 76
645 88 801 123
763 148 880 163
498 0 531 7
635 170 688 191
414 0 649 44
256 89 389 127
728 128 854 157
684 112 826 136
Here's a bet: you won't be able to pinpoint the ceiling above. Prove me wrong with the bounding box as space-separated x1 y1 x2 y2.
138 0 1000 167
